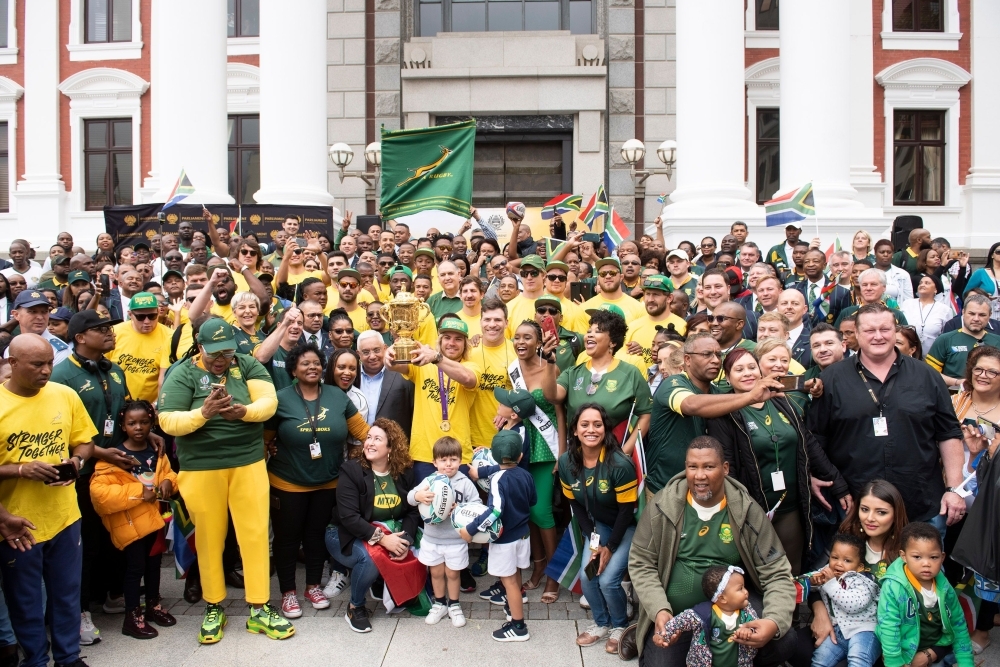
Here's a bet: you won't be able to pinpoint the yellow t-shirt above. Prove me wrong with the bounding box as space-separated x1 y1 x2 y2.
210 302 237 326
285 269 324 286
110 322 173 402
468 340 514 448
554 295 590 335
373 281 392 303
505 293 540 338
0 383 98 542
326 286 374 315
400 360 481 464
342 304 370 333
617 313 689 371
582 291 647 322
457 310 483 340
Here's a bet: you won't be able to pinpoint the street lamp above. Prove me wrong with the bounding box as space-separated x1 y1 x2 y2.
330 141 382 201
621 139 677 200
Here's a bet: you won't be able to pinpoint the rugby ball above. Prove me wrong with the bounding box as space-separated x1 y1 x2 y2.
451 501 503 544
418 473 455 525
470 448 498 493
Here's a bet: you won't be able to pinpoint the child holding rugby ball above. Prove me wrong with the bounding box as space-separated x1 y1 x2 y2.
408 436 479 628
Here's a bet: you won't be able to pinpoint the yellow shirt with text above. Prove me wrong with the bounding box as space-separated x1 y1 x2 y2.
469 341 514 448
0 383 98 542
617 312 688 371
457 310 483 340
400 360 481 463
582 291 647 322
110 322 172 402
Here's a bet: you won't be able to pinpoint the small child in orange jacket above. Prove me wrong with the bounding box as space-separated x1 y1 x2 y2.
91 400 179 640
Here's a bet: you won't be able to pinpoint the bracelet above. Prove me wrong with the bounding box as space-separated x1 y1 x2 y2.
17 464 22 477
368 527 385 545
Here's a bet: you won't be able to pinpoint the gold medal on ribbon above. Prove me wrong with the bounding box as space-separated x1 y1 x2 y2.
440 420 451 432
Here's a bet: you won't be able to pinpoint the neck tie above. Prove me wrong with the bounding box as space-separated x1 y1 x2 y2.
309 334 318 345
808 284 817 304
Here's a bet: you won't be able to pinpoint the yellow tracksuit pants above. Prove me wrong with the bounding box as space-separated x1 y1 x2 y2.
177 460 270 605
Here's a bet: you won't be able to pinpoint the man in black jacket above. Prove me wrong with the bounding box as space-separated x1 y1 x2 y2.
356 330 414 433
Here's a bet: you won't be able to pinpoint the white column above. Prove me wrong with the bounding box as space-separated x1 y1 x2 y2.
663 0 759 223
151 0 232 204
779 0 859 209
253 0 334 205
14 0 66 240
849 0 882 207
964 0 1000 248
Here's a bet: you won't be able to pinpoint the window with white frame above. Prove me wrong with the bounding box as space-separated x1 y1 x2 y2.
0 121 8 212
881 0 960 50
84 119 133 209
85 0 131 43
228 0 259 37
68 0 142 61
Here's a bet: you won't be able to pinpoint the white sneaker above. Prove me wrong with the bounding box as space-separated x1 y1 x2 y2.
449 603 467 628
579 594 590 610
322 571 348 599
425 602 449 625
576 623 609 646
80 611 101 645
102 594 125 614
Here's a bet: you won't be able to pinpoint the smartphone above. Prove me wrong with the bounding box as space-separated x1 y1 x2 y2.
210 383 228 395
541 315 558 341
777 375 806 392
99 274 110 293
584 557 601 580
126 455 142 468
570 282 595 302
949 250 962 260
49 462 79 484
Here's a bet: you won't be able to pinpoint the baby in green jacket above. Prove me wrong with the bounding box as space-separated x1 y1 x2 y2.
875 522 973 667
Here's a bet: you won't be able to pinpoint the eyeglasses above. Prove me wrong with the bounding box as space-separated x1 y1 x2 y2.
202 350 236 361
707 315 738 324
546 273 567 282
520 269 541 278
701 243 716 249
303 312 324 319
292 248 303 255
378 261 395 267
536 306 560 316
86 325 112 335
621 260 641 266
492 259 507 268
331 328 352 335
598 270 620 278
131 312 157 321
687 350 723 359
586 372 602 395
973 367 1000 379
239 248 258 257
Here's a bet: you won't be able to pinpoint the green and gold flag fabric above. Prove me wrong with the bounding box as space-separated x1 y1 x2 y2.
380 119 476 219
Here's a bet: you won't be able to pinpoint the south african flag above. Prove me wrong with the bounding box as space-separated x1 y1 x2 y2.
541 194 583 220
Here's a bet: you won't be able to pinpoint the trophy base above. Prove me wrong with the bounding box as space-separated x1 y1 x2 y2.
392 338 417 365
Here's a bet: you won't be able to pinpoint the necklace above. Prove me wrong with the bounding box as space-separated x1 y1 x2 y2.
917 300 937 335
972 399 1000 415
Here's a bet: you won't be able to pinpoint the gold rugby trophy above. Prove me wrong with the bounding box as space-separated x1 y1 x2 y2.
381 291 431 364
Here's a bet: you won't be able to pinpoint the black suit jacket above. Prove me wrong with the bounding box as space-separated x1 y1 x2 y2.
333 459 419 557
107 288 125 321
373 368 414 434
789 320 812 368
793 278 851 327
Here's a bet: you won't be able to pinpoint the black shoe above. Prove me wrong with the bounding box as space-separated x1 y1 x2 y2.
183 578 202 603
345 605 372 633
618 624 638 661
121 608 158 640
0 644 18 667
225 569 245 589
459 568 477 593
55 660 90 667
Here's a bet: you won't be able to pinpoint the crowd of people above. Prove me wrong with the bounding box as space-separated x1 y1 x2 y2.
0 204 998 667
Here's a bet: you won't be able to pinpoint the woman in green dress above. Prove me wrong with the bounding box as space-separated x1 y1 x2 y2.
509 319 564 602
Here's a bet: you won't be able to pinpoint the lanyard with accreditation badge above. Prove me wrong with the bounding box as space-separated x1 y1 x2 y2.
295 385 324 459
857 362 897 437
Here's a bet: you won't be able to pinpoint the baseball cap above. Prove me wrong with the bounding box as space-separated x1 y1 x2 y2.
52 255 70 267
257 273 275 284
68 270 91 285
13 290 50 310
337 268 362 282
596 257 622 272
534 295 562 312
161 269 185 282
506 202 526 220
133 241 150 251
545 261 569 273
438 318 469 338
49 307 73 322
520 255 545 271
128 292 158 312
197 317 238 354
785 224 801 231
67 310 122 341
414 248 436 261
494 387 538 419
642 275 674 293
491 429 524 464
585 303 626 319
667 249 689 261
389 265 414 280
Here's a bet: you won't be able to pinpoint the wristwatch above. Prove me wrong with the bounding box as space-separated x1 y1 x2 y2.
433 352 442 364
368 527 385 545
945 487 961 494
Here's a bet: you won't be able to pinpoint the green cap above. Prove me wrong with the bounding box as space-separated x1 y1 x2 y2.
337 268 362 282
596 257 621 272
493 387 538 419
520 255 545 271
68 270 91 285
642 275 674 293
491 430 524 464
128 292 158 311
534 295 562 312
414 248 436 260
197 317 238 354
438 318 469 337
389 265 413 280
161 269 185 282
545 261 569 273
586 302 626 319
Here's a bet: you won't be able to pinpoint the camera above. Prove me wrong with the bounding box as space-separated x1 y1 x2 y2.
976 417 999 440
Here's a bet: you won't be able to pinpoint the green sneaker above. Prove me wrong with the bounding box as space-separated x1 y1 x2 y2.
198 603 228 644
247 603 296 640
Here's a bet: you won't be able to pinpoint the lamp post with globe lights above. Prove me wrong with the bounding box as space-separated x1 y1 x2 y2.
329 141 382 204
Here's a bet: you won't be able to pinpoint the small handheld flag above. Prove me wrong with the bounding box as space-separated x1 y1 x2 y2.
541 194 582 220
162 169 195 210
578 185 609 230
764 182 815 227
602 208 630 255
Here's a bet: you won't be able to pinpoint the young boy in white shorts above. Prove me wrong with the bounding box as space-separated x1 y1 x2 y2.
408 436 479 628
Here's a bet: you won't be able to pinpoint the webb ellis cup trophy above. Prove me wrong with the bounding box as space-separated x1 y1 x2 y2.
381 291 431 364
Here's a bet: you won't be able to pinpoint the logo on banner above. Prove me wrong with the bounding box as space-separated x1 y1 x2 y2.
145 229 156 239
397 146 453 188
250 214 262 225
124 215 137 226
167 213 179 224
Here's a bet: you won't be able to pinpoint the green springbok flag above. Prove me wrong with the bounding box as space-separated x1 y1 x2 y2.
380 119 476 219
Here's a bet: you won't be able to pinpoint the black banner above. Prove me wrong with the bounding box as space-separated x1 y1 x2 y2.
104 204 335 251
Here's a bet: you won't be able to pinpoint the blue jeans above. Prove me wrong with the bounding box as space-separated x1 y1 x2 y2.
0 521 82 667
0 585 15 646
325 525 381 608
579 522 635 629
812 626 881 667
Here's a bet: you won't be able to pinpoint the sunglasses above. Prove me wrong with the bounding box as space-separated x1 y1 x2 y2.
239 248 258 257
202 350 236 361
331 328 352 335
701 244 716 249
437 246 453 252
339 282 359 289
598 270 620 278
546 273 567 282
536 306 560 316
520 269 541 278
378 261 395 267
492 259 508 268
707 315 738 324
292 248 303 255
586 372 602 395
86 325 112 335
131 312 157 321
